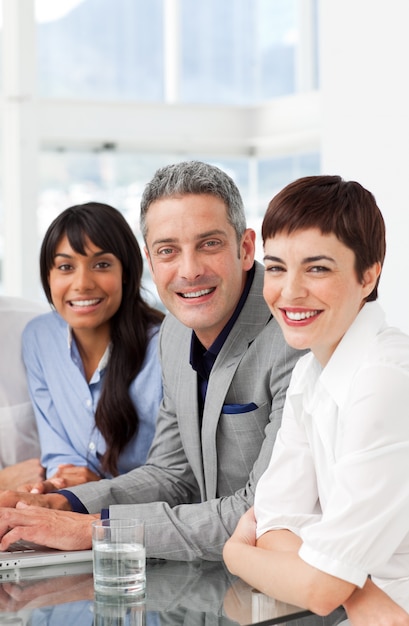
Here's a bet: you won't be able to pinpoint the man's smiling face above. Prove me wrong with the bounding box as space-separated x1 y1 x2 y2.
144 193 255 348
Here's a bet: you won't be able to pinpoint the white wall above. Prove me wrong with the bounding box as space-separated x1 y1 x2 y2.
320 0 409 333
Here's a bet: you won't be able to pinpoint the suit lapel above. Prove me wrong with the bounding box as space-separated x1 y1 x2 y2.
201 263 272 499
175 330 207 499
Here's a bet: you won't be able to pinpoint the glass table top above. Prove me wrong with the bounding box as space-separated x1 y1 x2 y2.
0 558 347 625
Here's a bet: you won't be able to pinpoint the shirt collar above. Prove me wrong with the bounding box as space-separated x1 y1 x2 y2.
67 325 111 372
190 264 255 369
320 301 386 407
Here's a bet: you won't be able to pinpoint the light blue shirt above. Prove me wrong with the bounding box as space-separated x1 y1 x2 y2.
22 311 162 478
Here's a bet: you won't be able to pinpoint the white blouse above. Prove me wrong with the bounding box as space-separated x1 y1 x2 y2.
255 302 409 609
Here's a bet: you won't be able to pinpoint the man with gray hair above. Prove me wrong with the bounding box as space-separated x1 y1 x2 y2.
0 161 303 561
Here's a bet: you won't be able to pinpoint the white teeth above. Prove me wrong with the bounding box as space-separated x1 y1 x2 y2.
286 310 318 321
181 289 213 298
70 299 101 307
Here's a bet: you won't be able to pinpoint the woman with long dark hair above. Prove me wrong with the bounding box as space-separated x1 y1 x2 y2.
21 202 163 492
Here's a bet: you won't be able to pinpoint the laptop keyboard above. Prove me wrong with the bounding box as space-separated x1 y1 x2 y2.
6 540 45 554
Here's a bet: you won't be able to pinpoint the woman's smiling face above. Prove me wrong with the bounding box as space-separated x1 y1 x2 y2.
263 228 380 366
48 234 123 338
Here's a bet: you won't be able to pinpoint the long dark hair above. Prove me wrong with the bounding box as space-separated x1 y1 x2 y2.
40 202 164 475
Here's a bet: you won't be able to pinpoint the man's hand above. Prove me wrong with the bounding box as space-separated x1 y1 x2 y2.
0 489 72 510
18 463 101 494
0 459 44 490
0 503 98 551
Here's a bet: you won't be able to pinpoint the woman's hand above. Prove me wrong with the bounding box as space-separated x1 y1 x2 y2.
223 508 257 579
227 507 257 548
0 459 44 491
344 578 409 625
18 464 101 494
223 507 257 576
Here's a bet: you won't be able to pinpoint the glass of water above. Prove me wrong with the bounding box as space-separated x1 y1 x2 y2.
92 518 146 596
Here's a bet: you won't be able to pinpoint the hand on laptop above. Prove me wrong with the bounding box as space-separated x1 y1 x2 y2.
18 463 101 494
0 502 97 552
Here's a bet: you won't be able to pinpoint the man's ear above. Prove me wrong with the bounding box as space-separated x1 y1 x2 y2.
241 228 256 270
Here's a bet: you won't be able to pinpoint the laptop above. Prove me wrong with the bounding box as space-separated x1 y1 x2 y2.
0 559 93 583
0 539 93 573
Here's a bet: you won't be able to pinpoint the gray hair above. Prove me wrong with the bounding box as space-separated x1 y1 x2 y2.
140 160 247 243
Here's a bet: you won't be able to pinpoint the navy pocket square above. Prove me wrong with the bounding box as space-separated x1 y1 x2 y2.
222 402 258 414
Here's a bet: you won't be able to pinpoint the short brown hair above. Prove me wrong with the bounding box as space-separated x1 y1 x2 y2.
262 175 386 302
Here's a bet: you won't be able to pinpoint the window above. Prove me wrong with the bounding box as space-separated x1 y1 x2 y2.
37 0 316 104
38 0 163 100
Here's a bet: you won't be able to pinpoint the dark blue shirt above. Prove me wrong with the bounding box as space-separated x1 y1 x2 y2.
190 265 255 414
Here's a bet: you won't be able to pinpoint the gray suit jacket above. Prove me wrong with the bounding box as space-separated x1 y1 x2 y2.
68 262 304 560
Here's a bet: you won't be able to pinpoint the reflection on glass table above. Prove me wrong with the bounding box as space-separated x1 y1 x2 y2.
0 558 346 626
